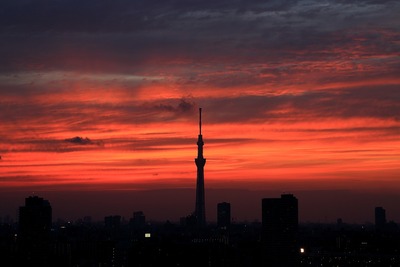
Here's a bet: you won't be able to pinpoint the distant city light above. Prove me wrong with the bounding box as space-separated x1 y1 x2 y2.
145 233 151 238
300 248 305 254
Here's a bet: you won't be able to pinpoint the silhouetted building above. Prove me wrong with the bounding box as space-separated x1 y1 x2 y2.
375 207 386 230
104 215 121 230
18 195 53 266
180 214 197 228
194 108 206 227
83 215 92 225
131 211 146 229
217 202 231 229
19 196 52 238
262 194 298 266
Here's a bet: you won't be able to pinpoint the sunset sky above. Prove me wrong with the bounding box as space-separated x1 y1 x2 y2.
0 0 399 222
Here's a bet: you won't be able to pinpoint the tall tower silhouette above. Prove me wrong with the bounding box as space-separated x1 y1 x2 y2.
195 108 206 226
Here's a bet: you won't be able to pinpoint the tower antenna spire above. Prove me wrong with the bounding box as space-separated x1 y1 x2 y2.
199 108 202 135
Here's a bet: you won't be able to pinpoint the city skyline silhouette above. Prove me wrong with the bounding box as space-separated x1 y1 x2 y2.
5 188 399 266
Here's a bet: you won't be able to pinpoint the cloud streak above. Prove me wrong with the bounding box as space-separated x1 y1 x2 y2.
64 136 104 147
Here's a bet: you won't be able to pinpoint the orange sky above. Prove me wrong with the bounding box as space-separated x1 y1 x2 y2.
1 73 399 192
0 0 399 222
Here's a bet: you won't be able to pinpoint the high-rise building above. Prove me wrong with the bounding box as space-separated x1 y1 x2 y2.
194 108 206 227
217 202 231 229
262 194 298 266
375 207 386 230
104 215 121 230
18 196 53 266
19 196 52 237
132 211 146 229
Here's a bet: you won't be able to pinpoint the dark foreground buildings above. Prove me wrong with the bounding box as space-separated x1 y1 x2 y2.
217 202 231 229
18 196 53 266
375 206 386 230
2 193 400 266
19 196 52 237
262 194 299 266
